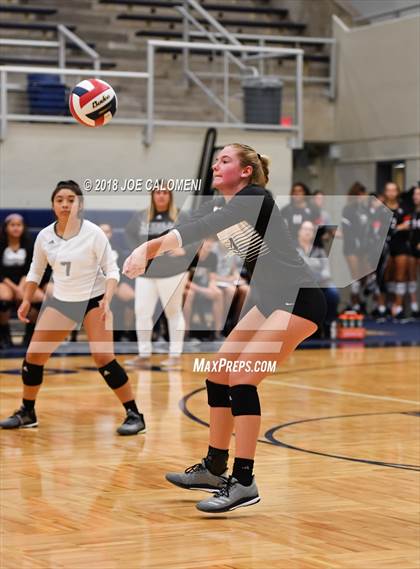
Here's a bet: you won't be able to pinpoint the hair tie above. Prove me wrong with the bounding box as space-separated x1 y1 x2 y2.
257 153 262 161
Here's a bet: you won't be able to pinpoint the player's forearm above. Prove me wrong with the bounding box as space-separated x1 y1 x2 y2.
146 231 180 259
104 278 118 302
22 281 39 303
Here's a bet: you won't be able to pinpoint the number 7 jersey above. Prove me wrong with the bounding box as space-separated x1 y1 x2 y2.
26 219 120 301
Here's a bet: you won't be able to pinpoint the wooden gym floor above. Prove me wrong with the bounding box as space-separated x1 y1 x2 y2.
0 346 419 569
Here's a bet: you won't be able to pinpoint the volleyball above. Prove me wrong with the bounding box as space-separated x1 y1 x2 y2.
69 78 117 127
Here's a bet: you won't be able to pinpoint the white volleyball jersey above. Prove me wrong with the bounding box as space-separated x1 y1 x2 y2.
27 219 120 301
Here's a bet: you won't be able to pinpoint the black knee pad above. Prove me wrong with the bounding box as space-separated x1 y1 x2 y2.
22 360 44 386
206 379 231 407
99 359 129 390
0 300 13 312
230 384 261 416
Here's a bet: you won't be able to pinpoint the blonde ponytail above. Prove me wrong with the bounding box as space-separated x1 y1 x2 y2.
228 143 270 187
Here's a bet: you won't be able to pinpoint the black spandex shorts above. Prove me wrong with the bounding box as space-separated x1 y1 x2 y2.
42 294 104 325
254 286 327 329
389 240 410 257
410 242 420 258
343 240 362 257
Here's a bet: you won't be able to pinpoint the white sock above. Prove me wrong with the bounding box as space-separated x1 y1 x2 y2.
387 281 396 294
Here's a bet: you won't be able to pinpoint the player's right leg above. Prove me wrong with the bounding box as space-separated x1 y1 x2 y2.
0 307 75 429
165 306 265 492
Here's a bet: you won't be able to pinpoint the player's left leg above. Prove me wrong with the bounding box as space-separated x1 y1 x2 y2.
83 307 146 436
196 310 317 513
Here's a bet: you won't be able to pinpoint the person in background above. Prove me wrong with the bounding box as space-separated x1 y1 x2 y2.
341 182 370 313
297 221 339 337
184 238 225 341
382 182 412 320
407 186 420 318
213 239 249 335
280 182 318 244
312 190 337 250
99 223 136 341
125 186 191 370
0 214 45 349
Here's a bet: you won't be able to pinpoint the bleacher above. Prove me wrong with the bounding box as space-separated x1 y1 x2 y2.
0 0 333 124
117 13 306 33
0 55 116 67
99 0 288 17
0 5 57 16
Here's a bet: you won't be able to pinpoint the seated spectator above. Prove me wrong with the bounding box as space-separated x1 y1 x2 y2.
297 221 340 337
0 214 45 348
313 190 336 249
99 223 136 341
213 240 249 334
184 238 224 340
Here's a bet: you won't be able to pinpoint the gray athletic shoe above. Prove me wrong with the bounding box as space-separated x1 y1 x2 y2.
165 459 228 492
116 410 146 436
0 405 38 429
196 476 260 513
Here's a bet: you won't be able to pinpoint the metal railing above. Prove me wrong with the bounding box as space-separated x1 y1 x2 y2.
0 24 101 74
187 30 336 100
176 0 259 113
177 0 335 99
0 40 304 147
353 2 419 23
146 40 304 147
57 24 100 72
0 67 148 140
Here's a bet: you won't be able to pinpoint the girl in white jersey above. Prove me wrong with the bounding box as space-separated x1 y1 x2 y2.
124 144 327 513
0 181 145 436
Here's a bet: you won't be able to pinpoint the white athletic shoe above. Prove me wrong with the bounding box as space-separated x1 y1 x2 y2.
124 356 151 368
160 356 182 370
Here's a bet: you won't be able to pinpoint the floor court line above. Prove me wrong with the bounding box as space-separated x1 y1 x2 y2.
263 378 419 405
0 376 418 404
